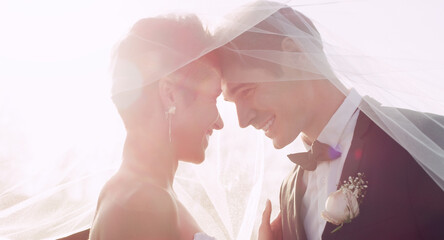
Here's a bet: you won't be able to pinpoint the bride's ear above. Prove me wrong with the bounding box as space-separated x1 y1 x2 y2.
158 77 176 110
281 37 300 52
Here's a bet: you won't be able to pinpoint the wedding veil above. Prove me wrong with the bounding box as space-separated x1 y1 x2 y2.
1 0 443 239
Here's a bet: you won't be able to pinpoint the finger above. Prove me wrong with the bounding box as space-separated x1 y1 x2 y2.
261 199 272 225
270 212 282 228
259 200 272 240
270 212 283 240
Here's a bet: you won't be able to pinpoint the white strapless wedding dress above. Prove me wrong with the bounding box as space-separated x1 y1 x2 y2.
194 232 216 240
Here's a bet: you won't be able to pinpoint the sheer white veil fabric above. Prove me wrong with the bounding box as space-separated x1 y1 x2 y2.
215 0 444 190
0 0 443 240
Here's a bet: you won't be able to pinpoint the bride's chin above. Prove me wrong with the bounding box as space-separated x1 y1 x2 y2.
193 158 205 165
187 155 205 164
196 149 206 164
181 150 206 164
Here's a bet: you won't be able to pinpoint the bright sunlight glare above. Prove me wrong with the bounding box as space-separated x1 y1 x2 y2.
1 0 443 197
0 0 251 196
0 1 443 239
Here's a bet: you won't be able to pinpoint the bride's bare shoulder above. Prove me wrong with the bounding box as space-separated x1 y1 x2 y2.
90 173 180 239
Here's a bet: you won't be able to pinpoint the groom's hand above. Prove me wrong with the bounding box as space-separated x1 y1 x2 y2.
258 200 283 240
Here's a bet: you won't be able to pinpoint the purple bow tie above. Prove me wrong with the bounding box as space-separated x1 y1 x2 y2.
287 140 341 171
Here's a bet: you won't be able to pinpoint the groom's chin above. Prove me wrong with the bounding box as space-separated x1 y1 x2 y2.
272 134 297 149
272 138 288 150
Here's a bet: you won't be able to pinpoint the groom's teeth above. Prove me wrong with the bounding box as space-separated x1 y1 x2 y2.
263 117 275 132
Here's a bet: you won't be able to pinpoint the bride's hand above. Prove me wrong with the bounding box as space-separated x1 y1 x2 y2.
258 200 283 240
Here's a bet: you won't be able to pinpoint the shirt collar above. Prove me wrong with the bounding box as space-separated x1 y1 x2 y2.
305 89 362 150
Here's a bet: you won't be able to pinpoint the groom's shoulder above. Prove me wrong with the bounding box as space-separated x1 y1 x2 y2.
397 108 444 147
364 107 444 148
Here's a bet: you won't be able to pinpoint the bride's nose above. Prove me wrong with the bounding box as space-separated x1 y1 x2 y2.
213 112 224 130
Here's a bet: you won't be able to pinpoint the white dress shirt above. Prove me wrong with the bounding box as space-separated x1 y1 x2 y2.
300 89 362 240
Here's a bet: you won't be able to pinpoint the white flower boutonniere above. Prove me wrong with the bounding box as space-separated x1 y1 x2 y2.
321 172 368 233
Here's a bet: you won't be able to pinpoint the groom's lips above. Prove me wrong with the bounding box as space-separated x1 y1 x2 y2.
255 116 275 134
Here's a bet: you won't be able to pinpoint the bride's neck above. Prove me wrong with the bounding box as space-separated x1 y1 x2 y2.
121 131 178 189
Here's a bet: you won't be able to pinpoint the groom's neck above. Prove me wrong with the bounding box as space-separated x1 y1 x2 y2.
302 82 346 143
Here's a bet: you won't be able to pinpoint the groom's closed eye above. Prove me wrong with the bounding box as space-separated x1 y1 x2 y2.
223 83 255 101
239 87 255 99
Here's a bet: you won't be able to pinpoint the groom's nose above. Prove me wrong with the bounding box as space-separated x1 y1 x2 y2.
236 102 254 128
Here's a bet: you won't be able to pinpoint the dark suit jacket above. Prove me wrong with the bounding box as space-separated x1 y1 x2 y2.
280 110 444 240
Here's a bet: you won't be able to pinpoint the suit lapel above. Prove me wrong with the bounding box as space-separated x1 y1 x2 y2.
339 111 373 184
294 165 308 240
322 111 374 238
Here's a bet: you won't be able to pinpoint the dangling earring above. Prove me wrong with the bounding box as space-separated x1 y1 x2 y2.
165 106 176 142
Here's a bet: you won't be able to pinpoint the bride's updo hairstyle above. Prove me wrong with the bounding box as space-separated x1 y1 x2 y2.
110 15 218 129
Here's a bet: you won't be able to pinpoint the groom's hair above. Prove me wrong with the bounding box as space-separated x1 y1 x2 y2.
111 15 219 126
217 5 322 77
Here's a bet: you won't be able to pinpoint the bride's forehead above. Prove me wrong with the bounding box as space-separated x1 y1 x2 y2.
185 69 221 93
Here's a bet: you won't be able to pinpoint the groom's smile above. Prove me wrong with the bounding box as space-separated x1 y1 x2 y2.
221 66 317 149
222 67 347 151
256 115 275 135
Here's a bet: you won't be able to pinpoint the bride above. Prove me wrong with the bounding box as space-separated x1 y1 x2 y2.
89 15 222 240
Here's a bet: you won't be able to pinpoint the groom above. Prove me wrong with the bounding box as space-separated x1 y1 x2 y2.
218 4 444 240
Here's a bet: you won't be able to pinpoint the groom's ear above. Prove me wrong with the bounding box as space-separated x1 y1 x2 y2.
158 77 176 109
281 37 300 52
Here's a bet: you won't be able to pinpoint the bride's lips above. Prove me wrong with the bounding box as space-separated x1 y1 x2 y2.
203 129 213 146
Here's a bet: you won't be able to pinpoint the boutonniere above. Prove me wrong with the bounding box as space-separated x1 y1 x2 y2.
321 172 368 233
